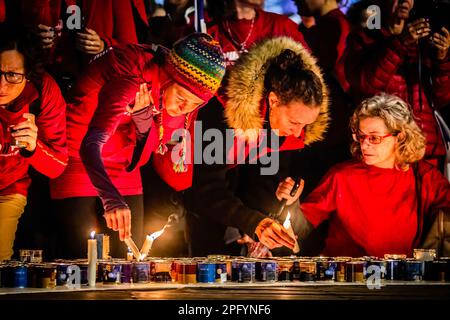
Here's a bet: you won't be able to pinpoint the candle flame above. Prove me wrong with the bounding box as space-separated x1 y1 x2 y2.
283 211 291 229
90 231 96 239
139 213 180 260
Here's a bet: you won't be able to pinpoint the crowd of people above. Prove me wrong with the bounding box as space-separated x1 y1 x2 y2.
0 0 449 262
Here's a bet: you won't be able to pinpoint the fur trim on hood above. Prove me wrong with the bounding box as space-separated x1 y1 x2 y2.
224 37 329 145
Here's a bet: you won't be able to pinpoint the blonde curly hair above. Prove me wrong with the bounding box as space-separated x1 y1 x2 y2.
350 93 426 171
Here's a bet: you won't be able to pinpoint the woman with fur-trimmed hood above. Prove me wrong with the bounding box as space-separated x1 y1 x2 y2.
184 37 329 256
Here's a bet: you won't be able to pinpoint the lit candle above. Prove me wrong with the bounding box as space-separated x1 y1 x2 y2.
139 235 154 261
87 231 97 287
124 237 141 261
139 229 164 261
283 212 300 254
126 248 134 261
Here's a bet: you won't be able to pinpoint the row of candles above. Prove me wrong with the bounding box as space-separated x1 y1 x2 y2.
87 214 181 286
86 179 302 286
87 211 298 286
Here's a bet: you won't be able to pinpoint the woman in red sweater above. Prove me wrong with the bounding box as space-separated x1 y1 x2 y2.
277 93 450 258
50 33 226 258
0 30 68 261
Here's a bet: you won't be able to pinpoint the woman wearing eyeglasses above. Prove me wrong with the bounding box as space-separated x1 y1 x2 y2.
0 29 68 261
277 93 450 258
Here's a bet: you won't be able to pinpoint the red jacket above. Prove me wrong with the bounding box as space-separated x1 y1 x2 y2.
301 160 450 258
50 44 196 207
0 73 68 196
342 28 450 159
208 9 308 66
17 0 149 77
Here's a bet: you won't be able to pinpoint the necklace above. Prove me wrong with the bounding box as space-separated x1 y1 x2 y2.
154 92 190 173
224 14 256 54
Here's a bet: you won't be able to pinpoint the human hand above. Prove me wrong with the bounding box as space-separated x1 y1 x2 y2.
126 83 154 114
255 218 295 250
11 113 38 152
104 207 131 241
430 27 450 60
275 177 304 206
76 28 105 54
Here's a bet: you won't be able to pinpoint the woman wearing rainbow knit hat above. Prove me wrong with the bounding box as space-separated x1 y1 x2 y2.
50 33 226 258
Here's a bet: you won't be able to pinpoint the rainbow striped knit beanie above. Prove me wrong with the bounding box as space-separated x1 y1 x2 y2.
163 33 226 101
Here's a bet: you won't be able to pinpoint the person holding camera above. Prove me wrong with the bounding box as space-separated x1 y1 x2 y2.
0 29 68 261
342 0 450 168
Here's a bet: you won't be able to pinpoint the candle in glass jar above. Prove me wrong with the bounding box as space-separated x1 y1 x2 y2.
124 237 141 261
88 231 97 287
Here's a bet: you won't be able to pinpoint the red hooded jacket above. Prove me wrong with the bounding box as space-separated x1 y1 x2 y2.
0 73 68 196
184 37 329 251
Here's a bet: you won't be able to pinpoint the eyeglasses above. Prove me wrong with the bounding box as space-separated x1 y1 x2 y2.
352 132 397 144
0 71 26 84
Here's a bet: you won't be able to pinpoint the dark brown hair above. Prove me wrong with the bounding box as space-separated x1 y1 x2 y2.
264 49 323 107
0 25 45 85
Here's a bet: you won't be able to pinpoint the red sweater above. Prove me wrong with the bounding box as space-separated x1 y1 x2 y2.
342 28 450 159
301 160 450 258
0 73 68 196
50 45 196 210
208 9 308 66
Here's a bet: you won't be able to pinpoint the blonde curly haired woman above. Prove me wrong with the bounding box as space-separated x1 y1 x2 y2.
277 93 450 258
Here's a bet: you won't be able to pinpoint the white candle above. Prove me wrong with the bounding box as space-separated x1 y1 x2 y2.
283 212 300 254
88 231 97 287
139 229 165 260
139 235 154 261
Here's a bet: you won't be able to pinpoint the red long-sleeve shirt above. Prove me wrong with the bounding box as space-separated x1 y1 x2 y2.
301 160 450 258
0 73 68 196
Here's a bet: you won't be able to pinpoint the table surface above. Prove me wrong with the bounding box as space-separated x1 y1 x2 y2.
1 281 450 300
